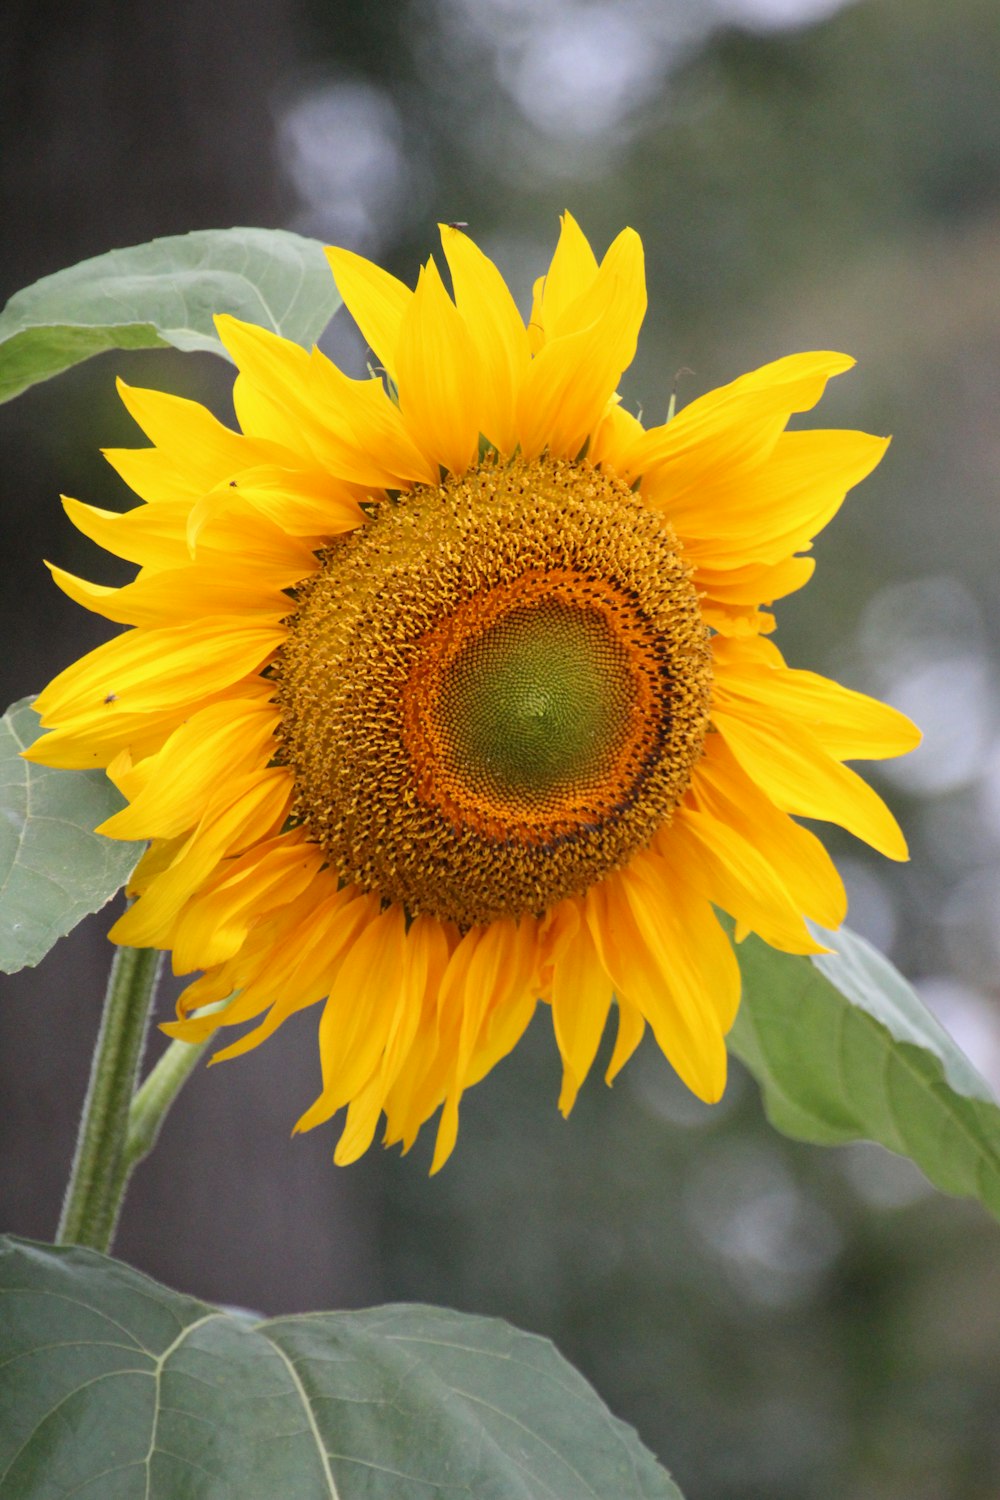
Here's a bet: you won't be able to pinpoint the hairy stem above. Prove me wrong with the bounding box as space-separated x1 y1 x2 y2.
57 945 163 1253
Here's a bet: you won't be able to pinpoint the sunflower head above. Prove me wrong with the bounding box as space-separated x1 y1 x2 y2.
28 212 920 1170
275 454 713 928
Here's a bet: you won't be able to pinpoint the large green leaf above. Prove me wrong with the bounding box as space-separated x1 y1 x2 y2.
0 699 142 973
730 925 1000 1220
0 1237 682 1499
0 227 341 403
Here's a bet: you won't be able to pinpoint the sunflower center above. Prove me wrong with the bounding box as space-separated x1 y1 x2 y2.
438 598 630 803
275 455 712 927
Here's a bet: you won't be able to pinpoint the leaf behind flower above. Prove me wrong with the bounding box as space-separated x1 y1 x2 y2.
0 227 341 402
731 925 1000 1221
0 698 143 973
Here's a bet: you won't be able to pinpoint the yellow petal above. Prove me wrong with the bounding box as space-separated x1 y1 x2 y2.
335 915 455 1164
377 916 452 1099
324 245 413 381
546 899 614 1115
627 353 856 498
297 905 409 1133
431 918 537 1172
169 833 326 973
186 466 364 546
380 920 461 1154
62 497 191 570
207 885 378 1053
32 617 283 724
691 732 847 930
47 551 304 628
334 1073 387 1168
588 397 646 471
713 705 909 860
217 315 400 485
395 257 481 476
440 223 531 454
113 380 270 492
605 1000 645 1085
97 698 282 840
696 556 816 607
516 227 646 461
669 429 890 569
586 861 735 1101
306 349 439 485
109 769 291 947
528 211 600 351
713 639 921 761
662 809 825 956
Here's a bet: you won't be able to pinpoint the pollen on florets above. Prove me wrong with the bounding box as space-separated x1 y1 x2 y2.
274 454 712 927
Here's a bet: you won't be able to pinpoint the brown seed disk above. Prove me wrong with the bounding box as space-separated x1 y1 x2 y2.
274 455 712 928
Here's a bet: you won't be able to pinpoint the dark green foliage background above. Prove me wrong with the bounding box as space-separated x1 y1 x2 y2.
3 2 1000 1497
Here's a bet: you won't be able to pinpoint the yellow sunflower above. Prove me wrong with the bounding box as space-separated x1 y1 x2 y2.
27 214 919 1170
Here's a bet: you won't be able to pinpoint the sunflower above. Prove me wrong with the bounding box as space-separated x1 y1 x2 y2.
27 214 919 1170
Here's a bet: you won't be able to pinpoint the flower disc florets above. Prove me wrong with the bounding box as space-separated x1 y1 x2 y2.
275 455 713 927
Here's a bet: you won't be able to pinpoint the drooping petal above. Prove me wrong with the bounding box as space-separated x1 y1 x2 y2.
586 861 736 1102
605 1000 646 1086
334 915 452 1165
662 808 825 955
169 833 327 973
689 732 848 931
713 702 909 860
109 769 292 947
545 899 615 1115
165 881 374 1048
296 904 410 1134
431 918 538 1173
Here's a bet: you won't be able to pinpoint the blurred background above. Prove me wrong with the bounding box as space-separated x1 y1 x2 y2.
3 0 1000 1495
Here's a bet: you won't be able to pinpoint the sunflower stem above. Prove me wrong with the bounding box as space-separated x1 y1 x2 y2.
57 944 163 1253
118 1033 215 1188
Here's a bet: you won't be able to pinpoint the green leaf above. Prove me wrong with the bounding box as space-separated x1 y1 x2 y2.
0 699 142 973
0 227 342 403
730 925 1000 1221
0 1237 682 1500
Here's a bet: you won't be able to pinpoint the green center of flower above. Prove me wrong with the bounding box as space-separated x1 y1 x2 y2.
275 455 712 928
436 600 635 810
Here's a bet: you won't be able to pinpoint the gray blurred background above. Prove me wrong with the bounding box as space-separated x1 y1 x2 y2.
3 1 1000 1496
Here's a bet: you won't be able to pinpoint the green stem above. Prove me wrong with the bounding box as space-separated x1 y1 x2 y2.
57 944 163 1252
117 1033 215 1191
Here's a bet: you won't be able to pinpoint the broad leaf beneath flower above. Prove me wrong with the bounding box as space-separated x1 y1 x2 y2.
0 1237 684 1500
